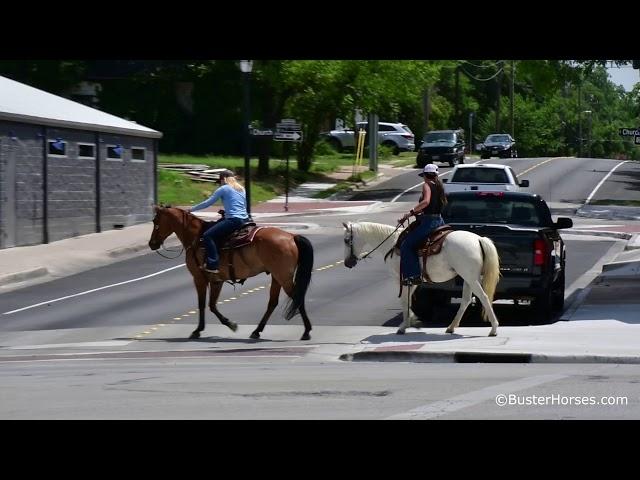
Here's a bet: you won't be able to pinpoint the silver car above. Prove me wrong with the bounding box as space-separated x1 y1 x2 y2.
321 121 415 155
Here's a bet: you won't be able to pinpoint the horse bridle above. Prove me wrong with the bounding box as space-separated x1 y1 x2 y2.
344 222 403 268
153 208 186 260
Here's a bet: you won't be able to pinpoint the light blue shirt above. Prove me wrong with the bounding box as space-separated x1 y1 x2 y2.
190 184 248 219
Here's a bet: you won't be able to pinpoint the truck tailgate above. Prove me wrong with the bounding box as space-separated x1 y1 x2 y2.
455 225 538 274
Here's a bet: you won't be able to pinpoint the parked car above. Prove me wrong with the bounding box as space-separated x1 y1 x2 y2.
443 164 529 193
412 191 572 322
320 122 415 155
416 129 465 167
479 133 517 159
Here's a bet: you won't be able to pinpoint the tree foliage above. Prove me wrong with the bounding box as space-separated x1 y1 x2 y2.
0 59 637 161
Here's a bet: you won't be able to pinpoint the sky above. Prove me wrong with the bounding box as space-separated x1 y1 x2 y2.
607 66 638 91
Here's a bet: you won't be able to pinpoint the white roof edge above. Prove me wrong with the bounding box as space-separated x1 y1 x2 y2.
0 112 163 139
0 75 163 139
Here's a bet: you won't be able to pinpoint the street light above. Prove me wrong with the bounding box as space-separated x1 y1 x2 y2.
239 60 253 217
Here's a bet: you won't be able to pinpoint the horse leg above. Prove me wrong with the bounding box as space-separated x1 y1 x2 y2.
251 280 281 339
467 279 499 336
446 281 473 334
190 276 208 339
397 285 416 335
209 281 237 332
298 303 312 341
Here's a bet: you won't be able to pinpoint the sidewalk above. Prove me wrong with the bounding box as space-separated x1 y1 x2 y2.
2 162 640 364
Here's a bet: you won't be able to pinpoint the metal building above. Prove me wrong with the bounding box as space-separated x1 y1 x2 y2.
0 75 162 249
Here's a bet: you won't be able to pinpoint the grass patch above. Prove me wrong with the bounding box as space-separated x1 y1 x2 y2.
589 199 640 207
158 153 388 206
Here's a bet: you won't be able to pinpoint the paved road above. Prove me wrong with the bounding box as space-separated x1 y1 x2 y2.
1 359 637 419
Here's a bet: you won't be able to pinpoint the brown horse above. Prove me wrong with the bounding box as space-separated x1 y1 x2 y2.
148 206 314 340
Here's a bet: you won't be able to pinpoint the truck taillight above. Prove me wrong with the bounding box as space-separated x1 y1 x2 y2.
533 239 546 266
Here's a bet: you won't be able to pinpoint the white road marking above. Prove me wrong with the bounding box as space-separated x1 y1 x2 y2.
584 161 629 205
385 373 567 420
2 264 185 315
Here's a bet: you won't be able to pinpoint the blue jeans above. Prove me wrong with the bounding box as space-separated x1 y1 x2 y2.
400 215 444 280
202 217 247 269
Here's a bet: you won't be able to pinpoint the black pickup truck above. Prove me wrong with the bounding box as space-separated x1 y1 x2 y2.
413 191 573 322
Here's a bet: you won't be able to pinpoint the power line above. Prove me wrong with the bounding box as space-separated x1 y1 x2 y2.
461 60 504 69
460 66 504 82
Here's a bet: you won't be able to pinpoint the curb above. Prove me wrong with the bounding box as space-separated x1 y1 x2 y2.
0 267 49 286
565 229 632 240
340 350 640 364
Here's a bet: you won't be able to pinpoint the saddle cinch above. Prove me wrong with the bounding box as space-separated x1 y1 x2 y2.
197 219 265 283
385 222 454 284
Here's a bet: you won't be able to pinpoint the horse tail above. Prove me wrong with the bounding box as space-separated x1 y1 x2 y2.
284 235 314 320
478 236 501 321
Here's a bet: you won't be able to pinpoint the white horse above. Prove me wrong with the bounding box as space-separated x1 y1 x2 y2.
342 221 501 336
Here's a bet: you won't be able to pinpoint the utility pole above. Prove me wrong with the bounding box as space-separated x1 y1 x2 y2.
578 78 582 158
423 86 431 134
510 60 515 139
455 66 460 128
495 66 502 132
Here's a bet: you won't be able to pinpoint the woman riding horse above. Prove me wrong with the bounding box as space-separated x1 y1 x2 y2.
189 170 249 277
397 164 447 286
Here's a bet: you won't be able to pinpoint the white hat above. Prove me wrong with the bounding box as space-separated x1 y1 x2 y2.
419 164 439 176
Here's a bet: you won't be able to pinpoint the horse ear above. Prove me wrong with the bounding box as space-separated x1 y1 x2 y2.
342 222 349 230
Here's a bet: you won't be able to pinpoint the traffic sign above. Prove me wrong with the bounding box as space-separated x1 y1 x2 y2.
636 136 640 145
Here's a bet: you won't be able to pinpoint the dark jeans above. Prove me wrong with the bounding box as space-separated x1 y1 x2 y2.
400 215 444 280
202 217 247 269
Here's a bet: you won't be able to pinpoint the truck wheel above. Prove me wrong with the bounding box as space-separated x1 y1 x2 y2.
532 286 553 323
551 272 565 312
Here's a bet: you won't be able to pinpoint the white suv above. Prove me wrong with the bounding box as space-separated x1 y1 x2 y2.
321 122 415 155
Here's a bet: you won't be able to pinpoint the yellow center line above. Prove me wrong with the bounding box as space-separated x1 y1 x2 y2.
142 259 350 338
517 156 568 176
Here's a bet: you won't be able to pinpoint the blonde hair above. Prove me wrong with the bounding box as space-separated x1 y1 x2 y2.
223 175 245 193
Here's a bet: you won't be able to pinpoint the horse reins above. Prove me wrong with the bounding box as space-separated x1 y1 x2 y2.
350 222 404 262
154 208 186 260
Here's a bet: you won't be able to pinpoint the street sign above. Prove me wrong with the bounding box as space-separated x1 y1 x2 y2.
619 128 640 136
250 129 274 136
635 136 640 145
275 117 302 142
274 132 303 142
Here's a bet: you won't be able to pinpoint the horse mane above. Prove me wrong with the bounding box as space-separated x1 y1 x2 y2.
353 222 402 259
355 221 400 240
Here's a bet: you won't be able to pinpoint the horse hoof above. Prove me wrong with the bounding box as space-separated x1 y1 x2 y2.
489 331 497 337
250 331 260 339
396 328 405 335
189 331 200 339
300 333 311 341
446 328 454 334
226 321 238 332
